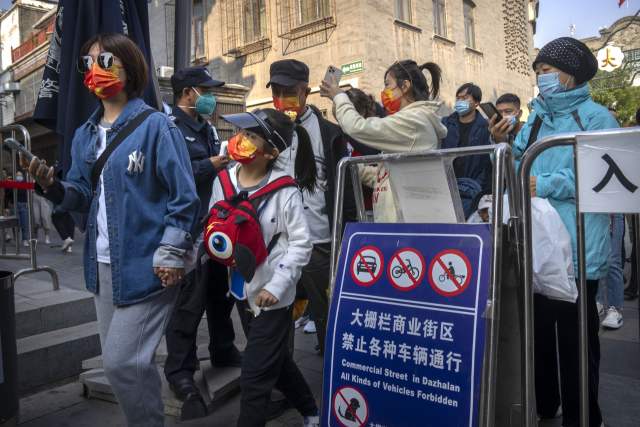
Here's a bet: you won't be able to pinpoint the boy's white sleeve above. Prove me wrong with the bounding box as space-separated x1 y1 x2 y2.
262 191 313 302
359 164 378 188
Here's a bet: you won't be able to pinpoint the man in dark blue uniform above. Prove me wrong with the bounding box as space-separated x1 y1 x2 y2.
164 67 241 402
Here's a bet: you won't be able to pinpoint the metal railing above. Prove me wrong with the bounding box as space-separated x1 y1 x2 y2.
329 143 519 427
517 127 640 427
0 125 59 290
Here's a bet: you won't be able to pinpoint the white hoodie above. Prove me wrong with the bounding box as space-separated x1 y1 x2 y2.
184 164 312 315
333 94 448 223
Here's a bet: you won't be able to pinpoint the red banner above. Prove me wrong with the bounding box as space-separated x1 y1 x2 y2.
0 181 35 190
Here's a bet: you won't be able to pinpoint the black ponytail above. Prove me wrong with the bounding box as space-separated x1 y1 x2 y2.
261 108 318 194
292 123 318 194
385 60 442 101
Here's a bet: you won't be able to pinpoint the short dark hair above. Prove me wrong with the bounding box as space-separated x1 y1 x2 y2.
496 93 521 109
456 83 482 102
80 33 149 100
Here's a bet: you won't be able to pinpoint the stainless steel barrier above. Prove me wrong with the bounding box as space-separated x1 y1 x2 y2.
0 125 59 290
517 127 640 427
329 143 519 427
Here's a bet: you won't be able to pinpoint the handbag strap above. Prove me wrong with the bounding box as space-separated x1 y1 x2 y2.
91 109 156 192
524 114 543 153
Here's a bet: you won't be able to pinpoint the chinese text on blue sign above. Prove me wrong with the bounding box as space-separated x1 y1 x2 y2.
322 223 491 427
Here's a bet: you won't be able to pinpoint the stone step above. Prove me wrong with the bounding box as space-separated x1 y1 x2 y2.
14 279 96 339
83 363 240 420
17 321 101 392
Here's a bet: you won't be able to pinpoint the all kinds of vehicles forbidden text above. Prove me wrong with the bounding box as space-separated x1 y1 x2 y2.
322 223 491 427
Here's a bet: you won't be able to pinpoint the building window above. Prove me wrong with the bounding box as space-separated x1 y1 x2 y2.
276 0 336 42
463 1 476 49
432 0 447 37
193 0 205 59
395 0 412 24
222 0 272 58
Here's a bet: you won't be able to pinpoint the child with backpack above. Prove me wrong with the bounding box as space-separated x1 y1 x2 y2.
167 108 320 426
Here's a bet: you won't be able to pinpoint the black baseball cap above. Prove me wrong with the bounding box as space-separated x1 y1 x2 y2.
266 59 309 88
171 66 224 94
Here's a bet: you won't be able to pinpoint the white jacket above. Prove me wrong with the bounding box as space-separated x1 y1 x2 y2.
184 165 313 315
333 94 448 223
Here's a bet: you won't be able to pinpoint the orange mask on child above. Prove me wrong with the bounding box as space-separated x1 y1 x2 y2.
273 96 303 114
84 62 124 100
381 86 402 115
228 133 265 165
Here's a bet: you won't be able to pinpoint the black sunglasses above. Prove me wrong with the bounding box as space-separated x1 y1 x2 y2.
77 52 122 73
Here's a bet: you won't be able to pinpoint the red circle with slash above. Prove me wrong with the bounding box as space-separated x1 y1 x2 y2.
387 248 425 291
333 386 369 427
350 246 384 286
428 249 472 296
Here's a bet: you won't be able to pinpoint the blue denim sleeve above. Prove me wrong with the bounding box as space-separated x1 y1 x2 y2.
155 126 200 250
58 128 94 213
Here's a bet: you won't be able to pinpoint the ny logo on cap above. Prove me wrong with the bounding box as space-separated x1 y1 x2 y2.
127 150 145 174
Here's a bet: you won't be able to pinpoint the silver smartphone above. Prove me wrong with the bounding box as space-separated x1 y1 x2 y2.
324 65 343 85
3 138 50 173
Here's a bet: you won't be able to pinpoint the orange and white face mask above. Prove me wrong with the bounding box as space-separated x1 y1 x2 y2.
84 62 124 100
381 86 402 115
228 131 266 165
273 95 303 114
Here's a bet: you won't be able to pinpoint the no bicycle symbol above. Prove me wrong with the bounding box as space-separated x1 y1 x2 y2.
333 386 369 427
428 249 472 296
387 248 425 291
351 246 384 286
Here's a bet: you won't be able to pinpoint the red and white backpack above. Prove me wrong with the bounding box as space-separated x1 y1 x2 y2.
198 169 298 283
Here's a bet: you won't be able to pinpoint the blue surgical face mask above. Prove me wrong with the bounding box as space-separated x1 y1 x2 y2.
16 176 23 182
454 101 471 115
537 72 571 98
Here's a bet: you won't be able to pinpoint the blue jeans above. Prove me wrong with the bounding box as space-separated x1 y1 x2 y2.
597 214 624 309
10 203 29 242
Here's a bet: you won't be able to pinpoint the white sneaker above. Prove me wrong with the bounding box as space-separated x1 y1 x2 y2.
302 413 319 426
304 321 316 334
65 246 72 253
596 302 605 317
45 236 50 244
602 307 623 329
295 314 309 329
22 240 29 247
61 238 74 252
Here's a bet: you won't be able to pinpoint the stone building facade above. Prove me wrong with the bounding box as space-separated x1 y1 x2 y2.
148 0 539 119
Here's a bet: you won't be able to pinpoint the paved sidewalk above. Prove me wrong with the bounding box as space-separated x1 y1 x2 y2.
3 228 639 426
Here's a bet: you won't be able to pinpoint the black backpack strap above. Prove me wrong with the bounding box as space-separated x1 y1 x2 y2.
524 114 543 153
91 109 156 192
266 232 282 255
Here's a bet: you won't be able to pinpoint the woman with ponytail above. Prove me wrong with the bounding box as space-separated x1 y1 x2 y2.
184 108 321 426
320 60 448 223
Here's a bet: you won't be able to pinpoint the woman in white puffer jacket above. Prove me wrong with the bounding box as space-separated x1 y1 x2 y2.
320 60 447 222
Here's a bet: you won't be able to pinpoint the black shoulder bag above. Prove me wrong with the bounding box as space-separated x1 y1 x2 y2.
524 115 543 153
90 109 156 192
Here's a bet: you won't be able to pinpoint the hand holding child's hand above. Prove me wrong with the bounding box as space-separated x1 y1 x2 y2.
255 290 279 308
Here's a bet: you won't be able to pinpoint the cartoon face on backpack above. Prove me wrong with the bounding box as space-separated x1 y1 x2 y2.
199 170 297 283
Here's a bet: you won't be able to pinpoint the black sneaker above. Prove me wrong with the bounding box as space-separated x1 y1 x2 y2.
624 285 637 298
168 377 202 402
266 398 293 421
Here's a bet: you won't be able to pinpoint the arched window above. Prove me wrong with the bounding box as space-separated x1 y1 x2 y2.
463 1 475 48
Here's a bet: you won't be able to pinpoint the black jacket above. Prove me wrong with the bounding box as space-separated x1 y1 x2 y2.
308 105 358 230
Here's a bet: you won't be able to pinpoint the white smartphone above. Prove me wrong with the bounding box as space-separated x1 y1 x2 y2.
324 65 343 85
220 141 229 156
3 138 50 173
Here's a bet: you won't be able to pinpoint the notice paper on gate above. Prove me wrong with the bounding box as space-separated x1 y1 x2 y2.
577 130 640 213
322 223 491 427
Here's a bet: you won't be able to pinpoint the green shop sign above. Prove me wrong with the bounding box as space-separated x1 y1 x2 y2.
341 60 364 76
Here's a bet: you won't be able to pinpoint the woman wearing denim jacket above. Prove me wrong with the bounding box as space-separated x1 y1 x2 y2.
22 34 199 426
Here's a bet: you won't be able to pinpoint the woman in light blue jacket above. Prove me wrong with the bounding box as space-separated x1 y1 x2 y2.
491 37 617 427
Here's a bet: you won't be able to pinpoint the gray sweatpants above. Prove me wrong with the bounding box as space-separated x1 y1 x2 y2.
94 262 179 427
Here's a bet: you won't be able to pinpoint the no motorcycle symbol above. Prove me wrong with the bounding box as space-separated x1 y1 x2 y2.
333 386 369 427
428 249 472 296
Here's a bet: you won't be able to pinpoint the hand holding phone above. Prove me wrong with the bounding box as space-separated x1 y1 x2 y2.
324 65 343 85
479 102 503 122
4 138 50 174
320 65 344 100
